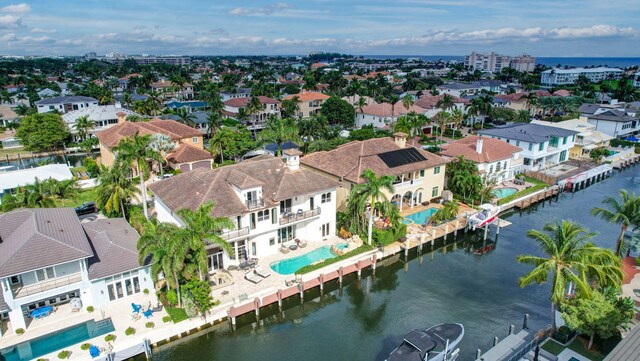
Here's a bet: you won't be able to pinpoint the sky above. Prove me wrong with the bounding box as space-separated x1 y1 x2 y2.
0 0 639 57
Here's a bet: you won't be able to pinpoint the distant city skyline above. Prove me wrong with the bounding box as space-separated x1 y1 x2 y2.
0 1 639 56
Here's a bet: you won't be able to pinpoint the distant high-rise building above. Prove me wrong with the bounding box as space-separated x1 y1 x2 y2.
85 52 97 60
540 67 623 86
510 54 536 72
105 55 191 65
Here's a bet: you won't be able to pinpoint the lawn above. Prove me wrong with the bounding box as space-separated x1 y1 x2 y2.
165 306 189 323
542 338 605 361
497 176 548 206
55 187 98 208
0 147 28 158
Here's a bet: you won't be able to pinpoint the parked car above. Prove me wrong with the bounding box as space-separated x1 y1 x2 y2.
156 174 173 180
75 202 96 215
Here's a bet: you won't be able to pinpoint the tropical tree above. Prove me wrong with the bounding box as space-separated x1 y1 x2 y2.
95 164 140 218
48 178 79 206
401 94 415 110
515 109 531 123
435 94 456 112
171 108 196 127
591 190 640 257
258 115 299 156
73 115 95 142
206 111 223 138
358 169 396 211
114 134 163 219
148 133 175 176
516 220 623 327
16 113 70 152
210 127 232 163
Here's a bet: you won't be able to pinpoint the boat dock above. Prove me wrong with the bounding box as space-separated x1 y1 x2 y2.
559 163 614 192
612 153 640 169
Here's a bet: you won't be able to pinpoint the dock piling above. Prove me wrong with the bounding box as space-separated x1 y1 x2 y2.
493 337 499 346
523 314 529 330
509 324 514 335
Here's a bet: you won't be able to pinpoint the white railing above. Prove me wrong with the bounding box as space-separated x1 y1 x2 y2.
12 273 83 298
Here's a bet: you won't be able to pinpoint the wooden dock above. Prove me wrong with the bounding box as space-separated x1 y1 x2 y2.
512 187 560 210
612 153 640 170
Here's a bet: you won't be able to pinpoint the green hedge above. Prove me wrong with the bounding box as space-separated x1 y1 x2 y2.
295 245 373 275
497 184 546 205
372 223 407 246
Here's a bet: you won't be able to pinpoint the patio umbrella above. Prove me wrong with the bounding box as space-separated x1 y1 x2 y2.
533 345 540 361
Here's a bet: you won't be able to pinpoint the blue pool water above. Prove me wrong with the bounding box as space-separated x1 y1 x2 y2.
0 319 115 361
270 246 338 275
402 207 438 225
335 242 349 251
492 187 518 199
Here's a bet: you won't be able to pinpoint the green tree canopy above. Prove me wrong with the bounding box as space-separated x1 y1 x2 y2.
16 113 70 152
320 96 355 127
445 156 482 203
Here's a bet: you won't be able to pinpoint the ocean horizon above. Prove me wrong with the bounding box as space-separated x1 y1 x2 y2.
361 55 640 68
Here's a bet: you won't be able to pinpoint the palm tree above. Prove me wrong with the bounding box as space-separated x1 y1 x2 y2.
15 104 31 117
247 95 264 136
114 134 163 219
148 133 175 176
297 115 326 153
206 111 223 138
358 169 396 210
73 115 95 142
23 178 57 208
465 101 480 129
176 201 235 279
171 108 196 127
389 94 400 117
401 94 415 110
355 96 368 114
516 220 623 327
48 178 79 206
258 115 299 156
95 164 140 218
449 108 464 138
236 107 251 125
210 127 233 163
515 110 531 123
121 92 133 109
591 190 640 257
434 111 451 143
435 94 456 112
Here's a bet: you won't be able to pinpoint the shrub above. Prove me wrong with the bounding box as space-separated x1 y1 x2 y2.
296 244 374 274
57 350 70 359
338 227 352 240
166 289 178 306
143 288 149 295
82 157 98 177
636 257 640 267
165 307 189 323
372 223 407 247
15 328 25 335
162 315 172 323
104 334 116 342
86 306 94 312
125 327 136 336
80 343 91 351
145 322 154 329
36 358 48 361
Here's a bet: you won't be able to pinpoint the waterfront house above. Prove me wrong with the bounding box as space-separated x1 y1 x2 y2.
0 209 153 335
300 133 447 211
95 118 212 173
62 106 139 141
282 91 330 118
35 96 99 114
355 102 427 129
0 131 20 149
440 136 523 183
0 164 72 203
414 94 468 119
148 152 338 269
578 103 639 139
531 118 613 160
477 124 578 171
223 96 281 130
220 88 252 102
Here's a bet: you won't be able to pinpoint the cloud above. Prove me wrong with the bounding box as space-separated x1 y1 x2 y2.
0 33 16 42
228 2 292 16
0 14 23 29
195 28 229 36
1 3 31 13
31 28 57 34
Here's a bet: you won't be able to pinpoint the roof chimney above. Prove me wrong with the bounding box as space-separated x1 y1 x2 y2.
476 137 484 154
117 112 127 124
283 149 302 171
393 132 407 148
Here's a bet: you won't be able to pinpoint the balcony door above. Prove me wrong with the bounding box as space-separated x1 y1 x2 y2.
106 271 141 302
208 249 224 271
280 199 292 214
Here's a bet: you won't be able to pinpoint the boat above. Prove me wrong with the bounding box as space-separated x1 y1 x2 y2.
386 323 464 361
467 204 501 231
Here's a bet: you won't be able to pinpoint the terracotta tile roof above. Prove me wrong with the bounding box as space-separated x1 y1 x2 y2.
552 89 571 97
119 73 141 81
151 79 194 88
357 102 426 117
440 136 522 163
166 144 213 164
496 93 526 102
223 96 280 108
415 94 469 109
95 119 202 148
149 156 339 218
300 137 447 183
283 91 330 102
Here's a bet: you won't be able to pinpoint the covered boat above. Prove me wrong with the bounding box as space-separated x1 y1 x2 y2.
387 323 464 361
467 204 501 231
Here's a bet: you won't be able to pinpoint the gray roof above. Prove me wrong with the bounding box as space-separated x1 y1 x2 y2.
578 103 601 115
440 82 480 90
603 324 640 361
477 123 579 144
463 95 509 104
0 208 94 278
83 218 144 280
35 95 98 105
587 109 637 123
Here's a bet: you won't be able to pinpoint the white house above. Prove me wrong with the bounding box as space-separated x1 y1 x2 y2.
149 153 339 270
582 109 639 139
35 96 99 114
478 124 579 171
0 209 153 336
355 102 427 128
0 164 73 202
223 96 281 130
62 105 139 141
540 67 623 86
440 136 523 182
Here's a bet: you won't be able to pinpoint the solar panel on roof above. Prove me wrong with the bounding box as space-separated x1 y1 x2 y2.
378 148 426 168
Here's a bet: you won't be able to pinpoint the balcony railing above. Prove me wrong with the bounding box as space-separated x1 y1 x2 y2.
280 207 321 225
245 197 264 210
12 273 83 299
219 227 250 241
393 179 418 189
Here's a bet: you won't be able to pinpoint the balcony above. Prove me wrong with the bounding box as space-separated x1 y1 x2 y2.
11 273 83 299
280 207 321 225
219 227 250 241
245 197 264 210
393 178 418 190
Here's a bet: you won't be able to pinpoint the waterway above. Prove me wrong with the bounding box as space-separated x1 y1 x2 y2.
147 167 639 361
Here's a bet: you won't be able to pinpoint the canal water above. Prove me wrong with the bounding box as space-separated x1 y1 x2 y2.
147 167 639 361
0 153 91 170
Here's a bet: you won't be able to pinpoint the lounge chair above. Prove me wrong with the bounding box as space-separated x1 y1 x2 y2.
245 271 263 284
131 303 142 313
90 345 100 358
254 266 271 278
143 309 153 319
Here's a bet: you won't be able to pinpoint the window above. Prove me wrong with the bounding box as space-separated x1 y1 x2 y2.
278 225 296 243
257 209 269 222
559 150 567 162
36 267 56 282
431 186 439 197
516 140 520 147
321 192 331 203
192 137 198 143
419 170 425 178
269 238 275 246
489 165 493 173
562 136 567 145
434 166 441 175
528 143 533 151
539 143 544 151
271 207 277 224
549 137 558 147
321 223 331 237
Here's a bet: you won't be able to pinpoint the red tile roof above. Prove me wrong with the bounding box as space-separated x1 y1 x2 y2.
95 119 202 148
415 94 469 109
166 144 212 164
439 136 522 163
283 91 330 102
357 102 426 117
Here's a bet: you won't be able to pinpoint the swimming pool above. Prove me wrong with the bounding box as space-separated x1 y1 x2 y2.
0 318 115 361
270 246 338 275
402 207 438 225
335 242 349 251
492 187 518 199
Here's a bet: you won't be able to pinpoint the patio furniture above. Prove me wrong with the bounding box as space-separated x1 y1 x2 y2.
254 266 271 278
285 279 297 287
298 240 307 248
297 209 303 216
131 303 143 313
90 345 100 358
239 259 257 270
227 265 239 271
245 271 263 284
131 312 141 321
143 309 153 319
289 244 298 251
280 245 290 254
151 303 163 313
70 298 82 312
29 305 53 319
